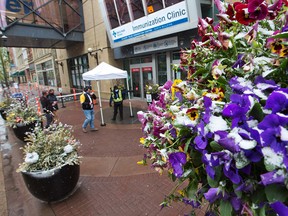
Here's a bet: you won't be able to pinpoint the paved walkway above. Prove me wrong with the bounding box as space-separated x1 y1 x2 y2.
0 91 206 215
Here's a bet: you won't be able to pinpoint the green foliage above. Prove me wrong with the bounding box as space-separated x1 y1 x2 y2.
17 123 81 172
5 99 42 128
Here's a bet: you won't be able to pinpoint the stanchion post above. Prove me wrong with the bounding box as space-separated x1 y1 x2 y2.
60 93 66 108
73 88 76 101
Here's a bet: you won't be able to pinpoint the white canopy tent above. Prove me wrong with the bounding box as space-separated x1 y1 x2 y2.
82 62 133 126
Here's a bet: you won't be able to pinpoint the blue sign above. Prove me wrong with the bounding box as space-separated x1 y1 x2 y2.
6 0 34 15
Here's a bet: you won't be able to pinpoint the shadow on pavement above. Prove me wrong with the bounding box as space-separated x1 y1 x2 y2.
99 105 142 125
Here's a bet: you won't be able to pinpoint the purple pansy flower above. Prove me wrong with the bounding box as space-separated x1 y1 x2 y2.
260 170 285 186
232 54 245 69
168 152 187 178
270 201 288 216
265 90 288 113
204 187 225 203
182 198 200 208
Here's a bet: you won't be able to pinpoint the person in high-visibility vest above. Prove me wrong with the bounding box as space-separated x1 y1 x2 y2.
111 85 123 121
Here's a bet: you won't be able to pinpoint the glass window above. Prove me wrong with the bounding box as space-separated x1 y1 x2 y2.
141 56 152 63
130 0 145 20
146 0 163 14
68 55 89 91
157 54 167 85
116 0 131 25
164 0 184 7
105 0 120 29
130 58 141 64
172 52 180 60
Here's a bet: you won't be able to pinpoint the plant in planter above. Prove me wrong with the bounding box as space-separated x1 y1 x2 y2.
17 123 81 202
0 97 13 120
138 0 288 215
145 83 160 104
5 99 42 141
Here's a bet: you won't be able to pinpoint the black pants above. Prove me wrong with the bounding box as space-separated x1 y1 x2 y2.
112 102 123 120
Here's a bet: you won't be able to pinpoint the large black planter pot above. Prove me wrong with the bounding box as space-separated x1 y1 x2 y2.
0 108 7 120
12 121 40 142
21 164 80 202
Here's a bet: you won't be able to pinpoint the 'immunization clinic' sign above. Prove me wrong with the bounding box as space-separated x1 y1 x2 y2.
110 1 188 44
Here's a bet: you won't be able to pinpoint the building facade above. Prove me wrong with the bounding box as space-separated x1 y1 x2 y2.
5 0 214 100
56 0 214 99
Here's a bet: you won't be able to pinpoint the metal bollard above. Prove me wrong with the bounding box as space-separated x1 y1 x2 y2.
60 93 66 108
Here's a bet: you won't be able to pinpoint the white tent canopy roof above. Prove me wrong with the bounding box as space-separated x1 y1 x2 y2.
82 62 127 80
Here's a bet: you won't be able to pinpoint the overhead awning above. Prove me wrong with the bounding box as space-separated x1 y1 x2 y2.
10 71 25 77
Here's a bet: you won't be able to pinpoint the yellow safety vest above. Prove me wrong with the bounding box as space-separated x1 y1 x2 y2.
112 90 123 102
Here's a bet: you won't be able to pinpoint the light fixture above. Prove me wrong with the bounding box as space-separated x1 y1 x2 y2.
55 59 63 67
87 48 99 65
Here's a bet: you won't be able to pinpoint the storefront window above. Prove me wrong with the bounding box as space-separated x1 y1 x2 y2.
130 0 145 20
172 52 186 80
68 55 89 91
141 56 152 63
36 60 56 87
105 0 120 29
116 0 131 24
146 0 163 14
164 0 184 7
130 58 141 64
157 54 167 85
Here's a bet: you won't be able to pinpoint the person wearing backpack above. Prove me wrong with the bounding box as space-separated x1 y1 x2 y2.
80 86 98 133
111 85 123 121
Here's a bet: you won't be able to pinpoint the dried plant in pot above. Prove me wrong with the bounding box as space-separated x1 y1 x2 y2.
17 123 82 202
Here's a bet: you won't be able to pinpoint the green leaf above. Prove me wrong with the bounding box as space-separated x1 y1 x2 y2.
207 175 218 188
249 102 264 122
191 68 209 78
207 166 222 188
259 205 266 216
265 184 288 202
210 141 223 151
220 200 233 216
251 187 266 204
217 75 228 86
184 137 192 152
270 32 288 39
186 180 198 199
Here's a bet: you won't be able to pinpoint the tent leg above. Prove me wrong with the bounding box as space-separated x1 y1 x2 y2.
126 78 134 117
97 81 106 126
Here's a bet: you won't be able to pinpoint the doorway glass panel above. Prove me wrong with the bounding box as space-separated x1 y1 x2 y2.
157 54 167 85
142 67 153 97
131 68 141 97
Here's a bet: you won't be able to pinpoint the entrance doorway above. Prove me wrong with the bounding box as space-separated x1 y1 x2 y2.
131 64 153 98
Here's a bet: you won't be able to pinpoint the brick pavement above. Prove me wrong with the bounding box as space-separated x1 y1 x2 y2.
0 93 206 216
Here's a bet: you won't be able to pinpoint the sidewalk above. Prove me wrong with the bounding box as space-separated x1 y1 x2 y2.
0 94 205 215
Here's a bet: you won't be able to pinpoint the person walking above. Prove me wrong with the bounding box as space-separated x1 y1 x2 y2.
80 86 98 133
47 89 58 122
40 90 54 128
111 85 123 121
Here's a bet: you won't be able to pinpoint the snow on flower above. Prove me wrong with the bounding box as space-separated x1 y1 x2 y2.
207 115 228 132
64 144 74 154
25 152 39 164
262 147 284 169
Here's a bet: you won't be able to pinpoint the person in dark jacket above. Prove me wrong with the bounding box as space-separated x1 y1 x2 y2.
40 90 54 128
111 85 123 121
47 89 58 122
80 86 98 133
